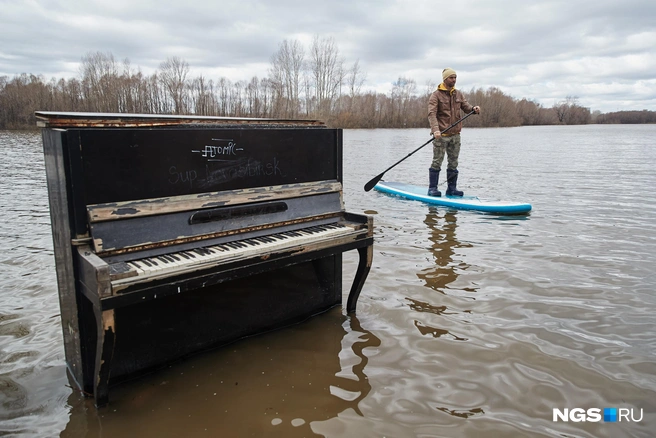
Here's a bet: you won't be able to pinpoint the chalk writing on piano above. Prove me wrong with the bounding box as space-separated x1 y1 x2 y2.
192 138 244 160
169 158 285 188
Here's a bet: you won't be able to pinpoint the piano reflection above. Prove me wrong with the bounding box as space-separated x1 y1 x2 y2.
37 112 374 407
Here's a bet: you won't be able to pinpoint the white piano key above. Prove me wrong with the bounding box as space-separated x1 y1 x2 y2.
127 261 146 275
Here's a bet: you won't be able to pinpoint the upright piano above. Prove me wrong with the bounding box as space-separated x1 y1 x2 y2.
37 112 374 407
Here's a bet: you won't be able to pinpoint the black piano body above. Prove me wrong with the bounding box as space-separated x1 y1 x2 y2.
37 112 374 407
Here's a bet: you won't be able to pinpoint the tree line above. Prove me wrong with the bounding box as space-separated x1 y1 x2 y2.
1 37 653 130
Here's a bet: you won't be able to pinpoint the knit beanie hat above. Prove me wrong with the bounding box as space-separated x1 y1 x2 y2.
442 68 456 81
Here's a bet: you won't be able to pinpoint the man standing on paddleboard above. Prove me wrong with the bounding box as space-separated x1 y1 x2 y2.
427 68 480 197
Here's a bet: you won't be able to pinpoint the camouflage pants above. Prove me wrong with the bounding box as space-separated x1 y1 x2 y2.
431 134 461 171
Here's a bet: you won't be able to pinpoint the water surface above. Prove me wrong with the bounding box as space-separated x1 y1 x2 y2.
0 125 654 437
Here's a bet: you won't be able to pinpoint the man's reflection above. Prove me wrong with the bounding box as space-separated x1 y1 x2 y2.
412 208 473 342
416 208 472 294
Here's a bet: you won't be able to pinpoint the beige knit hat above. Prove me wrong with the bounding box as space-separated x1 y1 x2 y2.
442 68 456 81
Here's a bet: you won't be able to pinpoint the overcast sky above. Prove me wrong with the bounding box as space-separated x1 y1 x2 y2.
2 0 655 113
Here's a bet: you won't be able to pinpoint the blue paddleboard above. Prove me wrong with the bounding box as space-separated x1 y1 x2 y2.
374 181 532 215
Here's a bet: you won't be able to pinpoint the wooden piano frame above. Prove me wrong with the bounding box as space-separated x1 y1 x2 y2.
38 112 374 407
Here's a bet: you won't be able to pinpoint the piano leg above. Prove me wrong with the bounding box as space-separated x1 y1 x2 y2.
94 309 116 408
346 244 373 313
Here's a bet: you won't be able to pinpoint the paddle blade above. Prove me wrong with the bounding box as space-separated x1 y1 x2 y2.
364 173 384 192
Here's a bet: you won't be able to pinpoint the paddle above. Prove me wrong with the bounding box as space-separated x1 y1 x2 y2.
363 110 477 192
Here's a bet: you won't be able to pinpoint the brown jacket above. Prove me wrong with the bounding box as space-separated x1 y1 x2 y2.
427 84 473 135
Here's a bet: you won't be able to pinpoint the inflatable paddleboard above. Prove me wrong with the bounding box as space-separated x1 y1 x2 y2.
374 181 532 215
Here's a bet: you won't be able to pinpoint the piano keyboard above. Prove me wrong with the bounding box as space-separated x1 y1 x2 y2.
110 222 357 283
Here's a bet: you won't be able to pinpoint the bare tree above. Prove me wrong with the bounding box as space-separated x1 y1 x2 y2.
190 75 215 115
391 77 417 126
159 56 189 114
229 80 246 116
553 97 572 124
118 58 149 113
80 51 120 112
144 73 165 114
553 96 591 125
308 35 345 118
516 98 541 125
341 59 367 113
346 60 366 99
259 77 275 117
269 39 304 117
216 77 230 115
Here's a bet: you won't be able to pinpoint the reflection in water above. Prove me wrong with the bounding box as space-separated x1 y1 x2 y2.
412 208 483 419
407 297 469 341
435 406 485 419
415 209 473 295
406 297 464 316
60 309 380 437
335 315 381 416
412 208 475 342
413 320 468 341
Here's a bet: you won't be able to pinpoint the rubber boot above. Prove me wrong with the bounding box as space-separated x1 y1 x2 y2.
427 168 441 197
445 169 463 197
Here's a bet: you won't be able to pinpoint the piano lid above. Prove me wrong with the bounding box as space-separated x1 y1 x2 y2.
35 111 326 128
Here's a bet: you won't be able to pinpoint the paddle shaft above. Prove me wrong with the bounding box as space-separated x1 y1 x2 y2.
363 110 476 191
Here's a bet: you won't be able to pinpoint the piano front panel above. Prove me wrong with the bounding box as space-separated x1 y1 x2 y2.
71 127 341 205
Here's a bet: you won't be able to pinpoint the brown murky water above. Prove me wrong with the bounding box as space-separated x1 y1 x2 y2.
1 125 655 437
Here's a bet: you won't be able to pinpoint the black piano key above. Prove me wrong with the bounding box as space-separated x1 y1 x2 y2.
131 260 146 270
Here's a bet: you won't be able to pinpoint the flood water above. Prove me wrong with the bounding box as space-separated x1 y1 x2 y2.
1 125 655 437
